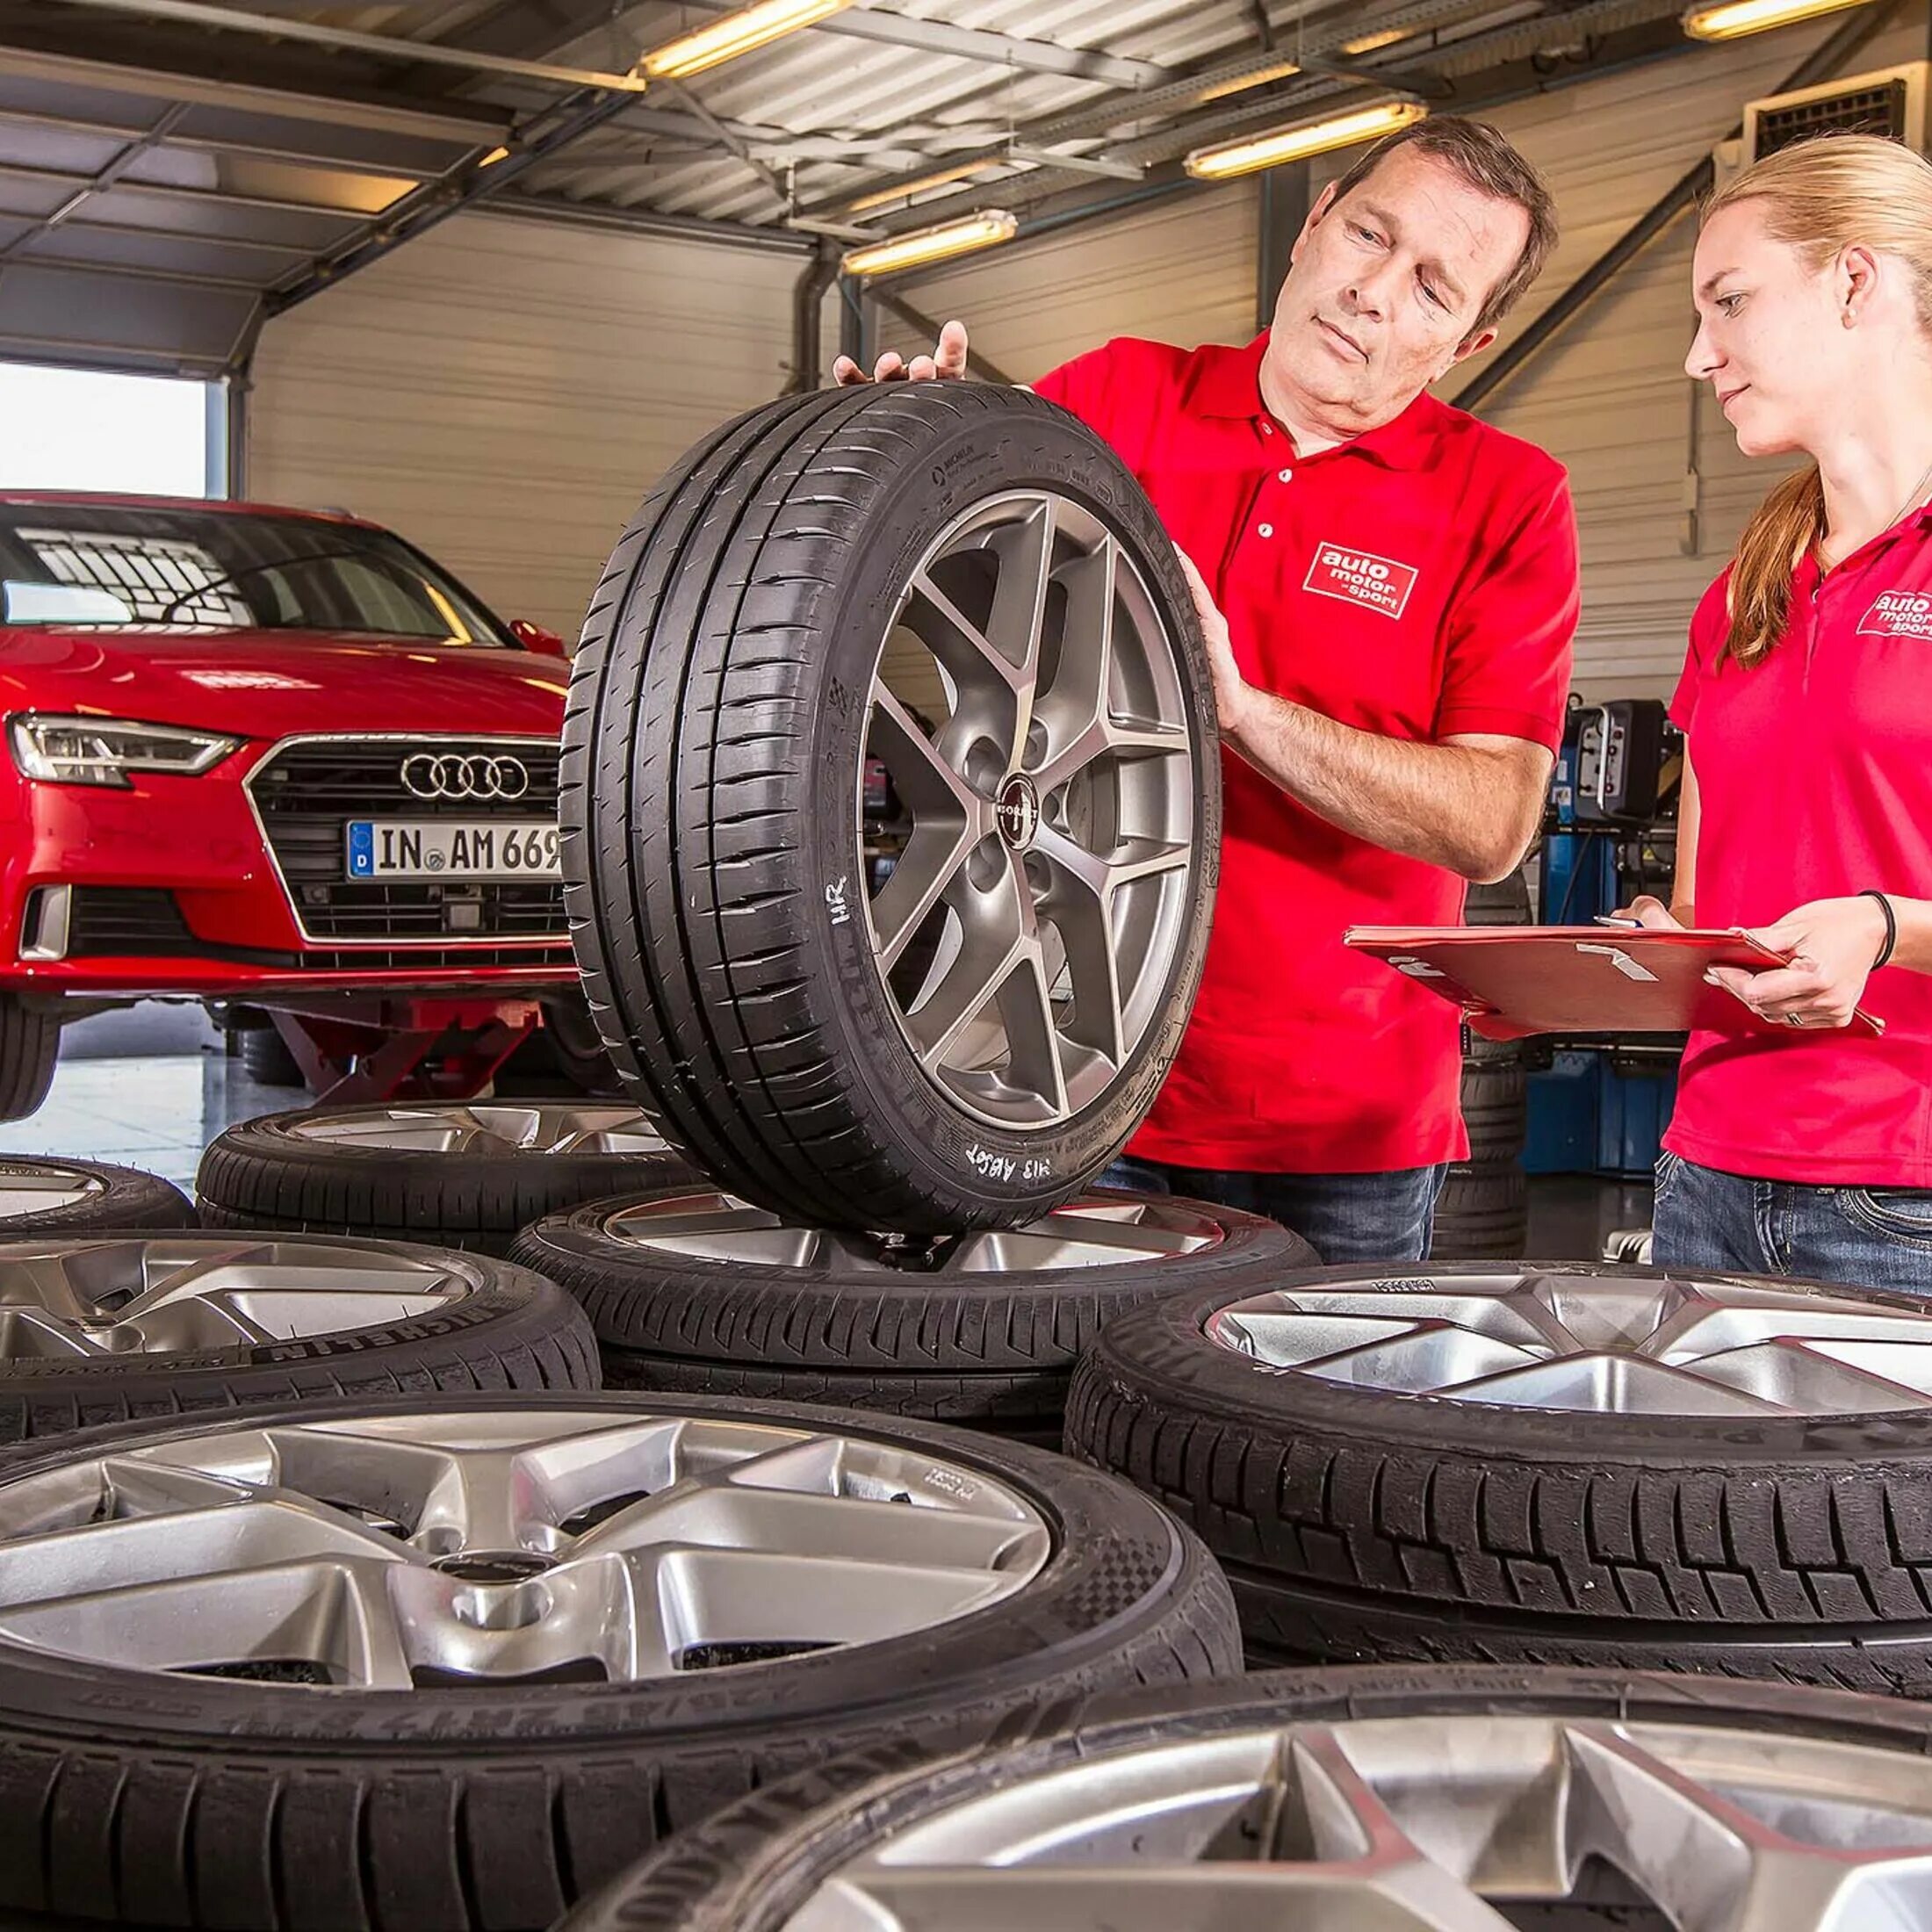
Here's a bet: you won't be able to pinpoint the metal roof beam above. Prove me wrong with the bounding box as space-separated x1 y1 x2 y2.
796 10 1169 86
0 155 389 220
0 42 509 143
263 83 641 316
41 0 651 92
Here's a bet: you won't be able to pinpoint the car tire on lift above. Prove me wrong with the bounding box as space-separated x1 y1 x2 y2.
0 1156 195 1234
0 1391 1238 1928
196 1102 698 1255
0 996 59 1124
564 383 1220 1233
512 1186 1318 1444
1066 1260 1932 1693
238 1022 306 1087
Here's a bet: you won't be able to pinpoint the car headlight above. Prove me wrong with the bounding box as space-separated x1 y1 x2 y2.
7 715 242 788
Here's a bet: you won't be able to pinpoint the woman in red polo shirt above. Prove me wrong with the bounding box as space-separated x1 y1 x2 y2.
1625 133 1932 1289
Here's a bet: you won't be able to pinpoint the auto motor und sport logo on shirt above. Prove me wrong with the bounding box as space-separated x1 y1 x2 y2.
1858 589 1932 639
1302 541 1419 620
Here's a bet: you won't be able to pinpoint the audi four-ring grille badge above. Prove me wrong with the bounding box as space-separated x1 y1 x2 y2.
400 753 532 802
249 738 566 945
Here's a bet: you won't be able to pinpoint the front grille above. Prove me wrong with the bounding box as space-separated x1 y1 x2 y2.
249 738 566 943
63 887 566 974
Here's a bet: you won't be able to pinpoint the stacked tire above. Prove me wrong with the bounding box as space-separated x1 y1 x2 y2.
0 1393 1237 1927
512 1186 1315 1443
197 1100 696 1253
1067 1257 1932 1694
561 1665 1932 1930
1433 868 1532 1258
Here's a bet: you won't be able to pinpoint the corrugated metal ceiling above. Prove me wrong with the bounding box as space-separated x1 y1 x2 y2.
0 0 1707 372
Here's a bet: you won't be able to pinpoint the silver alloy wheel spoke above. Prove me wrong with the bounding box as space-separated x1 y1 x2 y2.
866 491 1197 1130
0 1236 470 1359
0 1410 1049 1689
786 1712 1932 1931
600 1191 1227 1272
0 1164 107 1220
1206 1267 1932 1415
284 1104 669 1158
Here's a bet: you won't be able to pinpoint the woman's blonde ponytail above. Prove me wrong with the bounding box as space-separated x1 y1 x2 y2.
1725 463 1825 667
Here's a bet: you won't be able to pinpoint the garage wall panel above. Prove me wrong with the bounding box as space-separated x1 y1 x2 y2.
249 213 801 639
1423 11 1931 698
896 184 1260 383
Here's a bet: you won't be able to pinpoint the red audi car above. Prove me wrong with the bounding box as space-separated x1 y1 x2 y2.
0 493 584 1118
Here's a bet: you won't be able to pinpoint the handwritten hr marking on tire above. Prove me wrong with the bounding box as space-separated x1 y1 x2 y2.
825 876 849 925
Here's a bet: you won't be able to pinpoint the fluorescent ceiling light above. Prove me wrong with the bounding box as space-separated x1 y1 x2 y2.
1197 57 1302 103
639 0 853 80
1682 0 1871 37
1186 100 1427 181
847 161 992 214
841 210 1019 278
1341 27 1411 52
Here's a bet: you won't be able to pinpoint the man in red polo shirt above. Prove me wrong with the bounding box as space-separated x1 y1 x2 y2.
836 116 1579 1260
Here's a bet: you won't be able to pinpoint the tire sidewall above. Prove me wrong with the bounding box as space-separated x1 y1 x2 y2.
796 399 1220 1217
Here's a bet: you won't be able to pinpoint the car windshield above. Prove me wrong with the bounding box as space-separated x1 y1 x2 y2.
0 503 517 645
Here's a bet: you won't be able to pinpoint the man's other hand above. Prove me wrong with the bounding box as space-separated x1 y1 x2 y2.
1172 545 1253 737
833 319 970 386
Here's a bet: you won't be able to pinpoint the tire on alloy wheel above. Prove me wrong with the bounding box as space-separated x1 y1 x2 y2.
564 384 1219 1232
564 1664 1932 1931
196 1102 696 1254
512 1186 1316 1443
0 1156 195 1234
1066 1260 1932 1692
0 1392 1237 1928
0 1232 597 1442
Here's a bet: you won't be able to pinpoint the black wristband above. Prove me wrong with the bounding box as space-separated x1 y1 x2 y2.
1863 890 1897 970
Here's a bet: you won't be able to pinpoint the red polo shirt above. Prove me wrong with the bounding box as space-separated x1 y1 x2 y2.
1034 333 1578 1171
1666 512 1932 1185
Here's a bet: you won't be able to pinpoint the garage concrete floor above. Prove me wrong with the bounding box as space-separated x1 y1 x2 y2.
11 1042 290 1191
0 1020 1654 1258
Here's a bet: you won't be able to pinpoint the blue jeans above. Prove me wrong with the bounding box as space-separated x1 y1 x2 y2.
1102 1155 1447 1265
1653 1151 1932 1294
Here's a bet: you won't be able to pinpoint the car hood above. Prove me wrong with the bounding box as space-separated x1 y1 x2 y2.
0 627 571 740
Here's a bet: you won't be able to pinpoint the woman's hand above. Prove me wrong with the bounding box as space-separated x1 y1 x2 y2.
1171 545 1253 736
1706 896 1891 1030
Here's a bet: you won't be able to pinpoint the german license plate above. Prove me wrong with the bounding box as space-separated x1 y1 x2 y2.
345 819 560 881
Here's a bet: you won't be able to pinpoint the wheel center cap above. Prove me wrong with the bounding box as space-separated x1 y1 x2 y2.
433 1551 554 1584
996 775 1040 851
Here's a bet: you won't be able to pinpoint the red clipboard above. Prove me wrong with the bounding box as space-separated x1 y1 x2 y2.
1344 925 1887 1041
